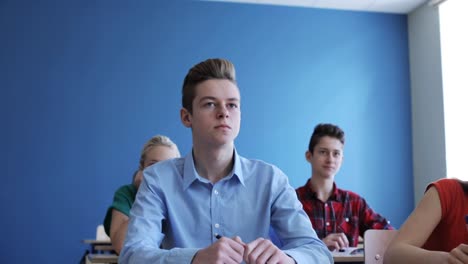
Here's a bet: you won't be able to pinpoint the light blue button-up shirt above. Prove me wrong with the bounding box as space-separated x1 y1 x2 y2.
120 150 332 264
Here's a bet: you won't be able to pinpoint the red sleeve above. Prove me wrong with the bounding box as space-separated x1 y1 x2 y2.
426 178 460 218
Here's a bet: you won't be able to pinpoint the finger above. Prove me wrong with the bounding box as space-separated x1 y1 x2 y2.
336 236 347 249
333 233 345 249
243 238 260 262
450 247 468 264
339 233 349 248
255 242 278 264
252 241 274 264
217 237 244 263
265 251 282 264
233 236 246 246
246 238 268 263
325 238 338 251
447 255 464 264
323 236 338 251
458 244 468 254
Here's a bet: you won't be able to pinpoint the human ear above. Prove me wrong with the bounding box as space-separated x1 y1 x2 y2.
180 108 192 128
305 151 313 163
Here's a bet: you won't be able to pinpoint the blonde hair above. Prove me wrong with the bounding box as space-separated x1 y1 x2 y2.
138 135 180 170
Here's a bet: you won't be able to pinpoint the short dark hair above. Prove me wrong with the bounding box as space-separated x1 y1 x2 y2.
182 58 237 114
308 123 345 153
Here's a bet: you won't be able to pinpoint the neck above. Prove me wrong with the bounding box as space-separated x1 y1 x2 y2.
309 176 334 202
192 143 235 183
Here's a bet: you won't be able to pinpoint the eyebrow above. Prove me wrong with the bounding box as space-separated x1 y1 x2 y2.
199 96 240 102
317 147 342 152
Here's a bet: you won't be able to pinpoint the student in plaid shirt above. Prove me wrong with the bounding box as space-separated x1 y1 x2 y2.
296 123 393 251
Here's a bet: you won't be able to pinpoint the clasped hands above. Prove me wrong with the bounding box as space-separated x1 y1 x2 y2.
192 236 295 264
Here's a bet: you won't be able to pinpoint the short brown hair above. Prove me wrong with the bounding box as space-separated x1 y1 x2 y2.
308 123 345 154
182 58 237 113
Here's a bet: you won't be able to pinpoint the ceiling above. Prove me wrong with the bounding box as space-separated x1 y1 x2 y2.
209 0 431 14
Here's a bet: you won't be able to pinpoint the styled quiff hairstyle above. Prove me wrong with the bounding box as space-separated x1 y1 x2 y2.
182 58 237 114
308 123 345 154
138 135 180 170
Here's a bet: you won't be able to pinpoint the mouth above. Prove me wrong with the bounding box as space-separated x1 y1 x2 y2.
215 124 231 130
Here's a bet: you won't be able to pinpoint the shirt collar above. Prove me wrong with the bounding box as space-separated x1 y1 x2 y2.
182 148 245 190
306 180 343 202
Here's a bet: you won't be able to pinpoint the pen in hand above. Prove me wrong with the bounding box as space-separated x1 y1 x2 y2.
215 234 246 246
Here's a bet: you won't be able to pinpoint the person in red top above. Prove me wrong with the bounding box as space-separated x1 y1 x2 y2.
385 178 468 264
296 123 393 251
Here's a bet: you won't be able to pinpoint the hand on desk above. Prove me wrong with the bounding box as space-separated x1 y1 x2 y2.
322 232 349 251
192 236 245 264
243 237 295 264
192 236 295 264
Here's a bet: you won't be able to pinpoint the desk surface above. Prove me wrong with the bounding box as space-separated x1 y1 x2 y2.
87 254 118 263
82 239 114 254
82 239 112 245
86 247 363 263
332 247 364 263
333 255 364 262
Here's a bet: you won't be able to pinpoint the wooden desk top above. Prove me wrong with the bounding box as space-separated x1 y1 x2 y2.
87 254 118 263
82 239 112 245
332 247 364 263
333 255 364 262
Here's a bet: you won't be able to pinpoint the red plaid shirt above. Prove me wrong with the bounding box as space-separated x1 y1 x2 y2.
296 180 393 247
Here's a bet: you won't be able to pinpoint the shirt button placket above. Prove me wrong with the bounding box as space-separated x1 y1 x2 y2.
212 187 221 238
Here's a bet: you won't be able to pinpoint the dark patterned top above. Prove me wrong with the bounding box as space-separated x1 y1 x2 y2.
296 180 393 247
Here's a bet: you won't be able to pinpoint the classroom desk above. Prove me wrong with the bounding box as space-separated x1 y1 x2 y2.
83 245 363 263
332 247 364 263
87 253 362 263
333 254 364 263
87 253 118 263
82 239 114 253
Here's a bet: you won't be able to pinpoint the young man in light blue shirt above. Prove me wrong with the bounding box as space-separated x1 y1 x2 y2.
120 58 332 264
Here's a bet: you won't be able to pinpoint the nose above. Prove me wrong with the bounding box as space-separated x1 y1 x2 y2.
217 105 229 119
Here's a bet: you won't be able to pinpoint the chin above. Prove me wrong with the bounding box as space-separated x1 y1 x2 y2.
322 173 335 179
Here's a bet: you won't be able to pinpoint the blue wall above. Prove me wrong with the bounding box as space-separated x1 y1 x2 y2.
1 1 413 262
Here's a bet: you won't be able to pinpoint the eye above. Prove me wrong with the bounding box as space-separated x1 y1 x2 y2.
204 102 216 108
227 103 238 109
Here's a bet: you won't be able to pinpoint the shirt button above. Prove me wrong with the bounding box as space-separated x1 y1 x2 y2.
326 222 330 226
325 203 328 207
345 217 349 222
215 223 220 228
214 190 219 195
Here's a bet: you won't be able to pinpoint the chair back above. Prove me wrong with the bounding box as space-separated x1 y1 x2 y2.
364 229 398 264
96 224 110 241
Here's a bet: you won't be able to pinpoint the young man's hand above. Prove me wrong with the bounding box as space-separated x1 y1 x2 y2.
322 232 349 251
192 236 245 264
243 237 295 264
